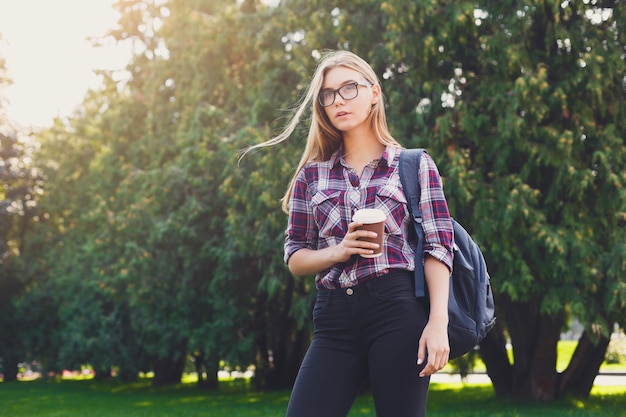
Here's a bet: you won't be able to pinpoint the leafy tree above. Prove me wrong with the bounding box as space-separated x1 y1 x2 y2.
0 131 26 382
19 104 148 380
380 0 626 399
0 63 45 380
17 0 310 388
159 0 316 389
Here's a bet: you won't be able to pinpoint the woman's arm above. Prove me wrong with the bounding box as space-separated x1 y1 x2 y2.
287 220 380 276
417 256 451 377
412 151 453 376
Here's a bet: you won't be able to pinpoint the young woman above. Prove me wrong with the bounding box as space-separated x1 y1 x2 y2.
249 50 454 417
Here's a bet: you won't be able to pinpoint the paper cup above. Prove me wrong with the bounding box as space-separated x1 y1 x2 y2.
352 208 386 258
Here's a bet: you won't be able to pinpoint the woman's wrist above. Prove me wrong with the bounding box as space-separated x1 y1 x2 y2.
427 312 449 325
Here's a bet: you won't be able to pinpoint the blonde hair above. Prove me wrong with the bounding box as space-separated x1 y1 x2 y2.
244 50 400 213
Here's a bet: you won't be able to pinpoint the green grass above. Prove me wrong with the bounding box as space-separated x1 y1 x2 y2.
2 341 623 416
0 378 624 417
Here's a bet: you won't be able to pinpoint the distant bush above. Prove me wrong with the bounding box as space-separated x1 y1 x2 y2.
448 348 481 380
605 330 626 365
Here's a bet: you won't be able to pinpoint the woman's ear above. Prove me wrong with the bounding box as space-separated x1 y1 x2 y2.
370 83 381 105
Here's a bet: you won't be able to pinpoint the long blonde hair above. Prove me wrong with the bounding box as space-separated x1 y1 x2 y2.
245 50 400 213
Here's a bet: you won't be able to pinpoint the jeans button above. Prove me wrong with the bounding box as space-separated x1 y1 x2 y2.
346 288 354 295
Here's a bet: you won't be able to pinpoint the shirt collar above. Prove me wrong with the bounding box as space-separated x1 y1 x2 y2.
381 145 398 168
328 146 343 168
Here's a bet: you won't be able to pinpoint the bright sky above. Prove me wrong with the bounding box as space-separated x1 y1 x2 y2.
0 0 132 128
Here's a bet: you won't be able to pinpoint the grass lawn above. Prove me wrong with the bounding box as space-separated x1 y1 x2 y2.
2 341 624 416
0 378 624 417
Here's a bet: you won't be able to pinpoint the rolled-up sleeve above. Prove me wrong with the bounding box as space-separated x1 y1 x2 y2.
419 152 454 271
284 168 318 264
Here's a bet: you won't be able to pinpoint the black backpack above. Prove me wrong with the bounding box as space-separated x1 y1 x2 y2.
399 148 496 359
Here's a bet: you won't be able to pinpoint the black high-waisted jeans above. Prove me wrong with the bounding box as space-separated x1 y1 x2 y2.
285 270 430 417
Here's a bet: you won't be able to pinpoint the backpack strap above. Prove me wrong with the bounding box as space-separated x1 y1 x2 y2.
398 148 427 298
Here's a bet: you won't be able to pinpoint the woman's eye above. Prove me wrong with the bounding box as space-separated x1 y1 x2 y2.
342 84 356 93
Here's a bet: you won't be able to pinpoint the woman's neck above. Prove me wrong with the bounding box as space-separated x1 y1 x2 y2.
342 130 385 176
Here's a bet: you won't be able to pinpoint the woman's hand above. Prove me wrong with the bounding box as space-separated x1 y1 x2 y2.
417 317 450 377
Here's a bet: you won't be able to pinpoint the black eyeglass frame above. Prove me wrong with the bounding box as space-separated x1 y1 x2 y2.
318 82 373 107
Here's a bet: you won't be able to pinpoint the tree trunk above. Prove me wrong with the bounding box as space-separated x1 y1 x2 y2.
0 353 19 382
487 297 564 401
152 350 186 386
118 365 139 382
0 276 23 382
94 367 113 380
269 274 296 389
272 276 312 389
557 330 610 398
486 298 612 400
192 351 218 390
254 274 311 391
281 326 311 387
528 311 562 401
480 320 513 397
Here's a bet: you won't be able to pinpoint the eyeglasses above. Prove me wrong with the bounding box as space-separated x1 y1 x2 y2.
318 82 372 107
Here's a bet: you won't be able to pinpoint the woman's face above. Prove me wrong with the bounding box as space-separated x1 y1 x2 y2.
320 66 380 134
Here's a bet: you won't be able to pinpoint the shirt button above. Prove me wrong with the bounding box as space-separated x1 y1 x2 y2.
346 288 354 295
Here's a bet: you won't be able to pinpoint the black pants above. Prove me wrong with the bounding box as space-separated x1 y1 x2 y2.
285 270 430 417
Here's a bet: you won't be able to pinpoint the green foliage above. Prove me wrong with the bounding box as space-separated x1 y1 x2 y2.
379 0 625 398
0 71 45 379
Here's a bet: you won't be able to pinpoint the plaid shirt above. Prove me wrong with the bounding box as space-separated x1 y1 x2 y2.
284 145 453 290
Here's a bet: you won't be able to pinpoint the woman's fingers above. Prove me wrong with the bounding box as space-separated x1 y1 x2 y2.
338 222 379 257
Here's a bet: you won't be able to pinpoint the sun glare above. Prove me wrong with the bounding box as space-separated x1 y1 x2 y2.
0 0 132 128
